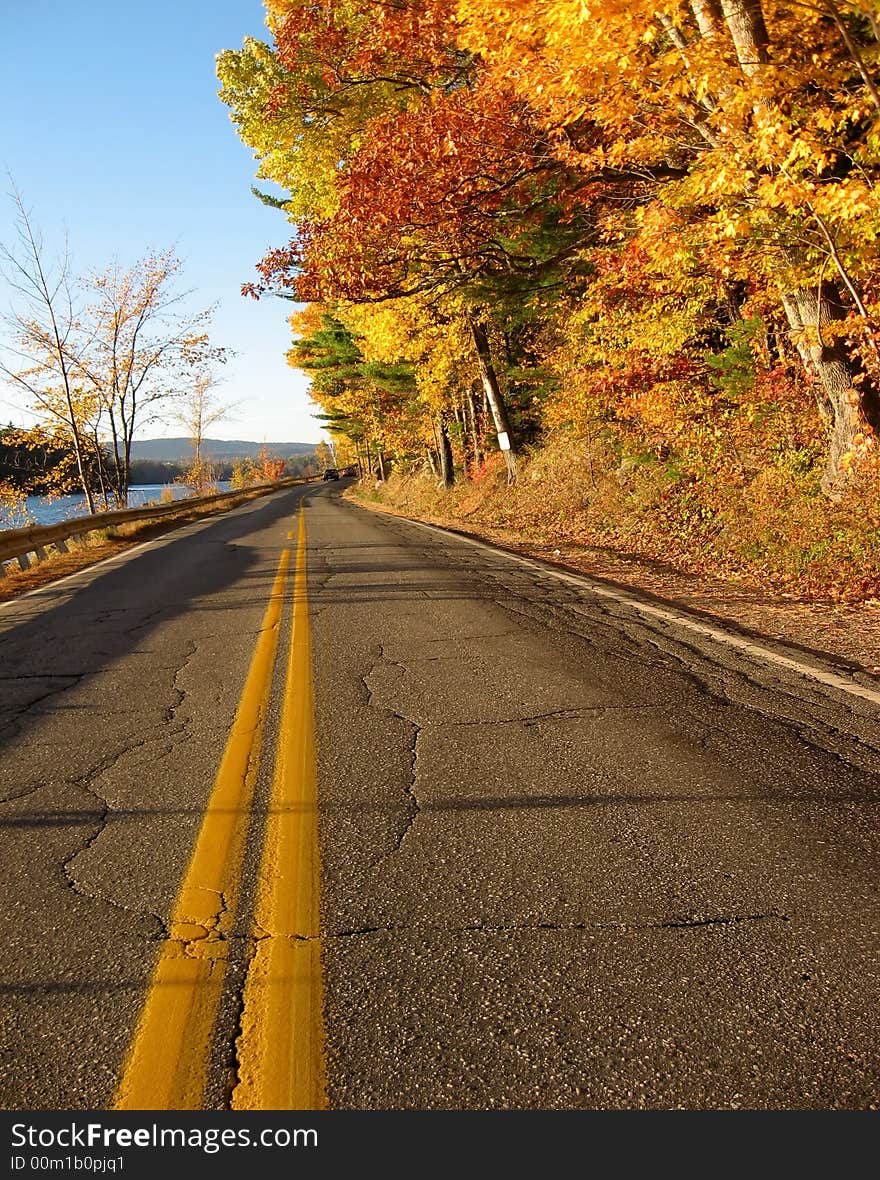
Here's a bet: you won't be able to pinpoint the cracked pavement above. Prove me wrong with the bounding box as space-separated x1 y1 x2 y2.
0 486 313 1108
309 492 880 1110
1 481 879 1110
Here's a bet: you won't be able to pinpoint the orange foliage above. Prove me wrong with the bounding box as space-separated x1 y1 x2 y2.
217 0 880 595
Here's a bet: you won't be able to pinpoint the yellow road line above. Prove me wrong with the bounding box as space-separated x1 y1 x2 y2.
114 546 292 1110
232 508 326 1110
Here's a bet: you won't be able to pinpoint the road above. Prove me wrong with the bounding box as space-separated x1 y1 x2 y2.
0 481 878 1110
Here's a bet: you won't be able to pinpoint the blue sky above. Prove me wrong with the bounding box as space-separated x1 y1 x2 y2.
0 0 321 444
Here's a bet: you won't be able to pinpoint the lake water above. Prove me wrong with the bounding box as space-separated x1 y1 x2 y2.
0 483 232 531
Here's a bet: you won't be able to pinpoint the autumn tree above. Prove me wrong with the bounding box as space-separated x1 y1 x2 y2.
457 0 880 493
339 294 492 482
0 188 99 512
229 444 286 488
73 251 226 505
1 190 228 510
256 444 286 481
217 1 592 480
219 0 880 507
289 307 418 479
0 423 104 511
172 373 233 493
314 440 335 471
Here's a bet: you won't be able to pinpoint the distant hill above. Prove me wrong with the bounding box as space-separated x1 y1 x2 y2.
130 438 317 463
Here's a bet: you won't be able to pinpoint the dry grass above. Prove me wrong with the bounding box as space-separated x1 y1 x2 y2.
356 437 880 602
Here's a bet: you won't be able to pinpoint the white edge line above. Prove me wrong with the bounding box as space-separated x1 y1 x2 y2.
393 514 880 710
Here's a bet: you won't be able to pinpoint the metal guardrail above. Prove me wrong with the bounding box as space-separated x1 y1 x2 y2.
0 476 318 573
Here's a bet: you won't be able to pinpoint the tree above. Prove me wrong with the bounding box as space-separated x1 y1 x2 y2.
255 444 286 481
228 444 286 488
1 191 228 510
229 456 258 489
0 424 103 522
218 3 584 480
314 440 334 471
457 0 880 493
74 251 227 505
0 186 98 511
172 374 233 493
220 0 880 502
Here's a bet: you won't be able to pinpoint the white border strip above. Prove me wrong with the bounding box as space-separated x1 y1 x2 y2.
397 514 880 709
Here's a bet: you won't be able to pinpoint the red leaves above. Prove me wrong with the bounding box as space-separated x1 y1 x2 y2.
293 78 576 300
274 0 462 90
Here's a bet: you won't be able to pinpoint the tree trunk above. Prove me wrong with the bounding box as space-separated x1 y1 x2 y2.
466 387 482 477
106 408 125 506
716 0 880 494
122 437 132 507
691 0 723 37
57 380 94 514
68 418 96 515
781 283 880 496
91 429 111 509
455 394 468 472
425 446 439 479
719 0 769 76
437 415 455 488
453 399 467 472
429 417 444 481
467 316 517 484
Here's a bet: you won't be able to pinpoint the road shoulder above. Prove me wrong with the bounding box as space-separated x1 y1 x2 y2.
346 486 880 684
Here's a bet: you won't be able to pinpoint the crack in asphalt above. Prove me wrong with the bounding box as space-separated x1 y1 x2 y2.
126 606 172 635
251 929 319 943
167 639 198 726
493 596 667 675
790 722 880 776
645 632 880 771
169 888 234 959
226 941 256 1103
441 704 668 729
0 673 86 680
329 911 790 940
0 675 85 732
492 579 880 776
363 645 421 866
375 633 526 663
356 642 739 867
0 779 51 806
59 748 165 941
387 726 420 861
54 637 214 937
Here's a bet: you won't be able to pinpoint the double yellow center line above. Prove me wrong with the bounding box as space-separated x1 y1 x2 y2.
113 508 325 1110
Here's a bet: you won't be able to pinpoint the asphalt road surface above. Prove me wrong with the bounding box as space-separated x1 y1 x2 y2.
1 481 878 1109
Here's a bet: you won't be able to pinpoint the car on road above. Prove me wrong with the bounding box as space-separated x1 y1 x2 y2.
341 464 358 477
322 468 339 481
